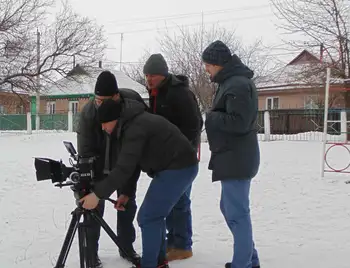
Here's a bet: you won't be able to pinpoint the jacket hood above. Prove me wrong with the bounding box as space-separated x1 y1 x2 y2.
120 98 146 122
110 98 146 137
171 74 189 87
212 54 254 83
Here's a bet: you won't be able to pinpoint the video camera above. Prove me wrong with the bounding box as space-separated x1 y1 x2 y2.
34 141 98 199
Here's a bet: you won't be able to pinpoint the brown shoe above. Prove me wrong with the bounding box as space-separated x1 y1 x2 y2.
166 248 193 261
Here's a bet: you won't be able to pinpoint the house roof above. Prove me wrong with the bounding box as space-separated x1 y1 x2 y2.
256 50 326 91
39 65 148 98
287 49 321 65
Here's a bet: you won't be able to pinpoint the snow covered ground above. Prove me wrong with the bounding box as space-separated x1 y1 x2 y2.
0 131 350 268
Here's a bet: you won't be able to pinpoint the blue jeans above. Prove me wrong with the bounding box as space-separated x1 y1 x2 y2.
220 179 260 268
137 164 198 268
165 184 193 250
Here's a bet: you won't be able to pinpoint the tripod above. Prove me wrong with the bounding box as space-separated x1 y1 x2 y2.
53 201 138 268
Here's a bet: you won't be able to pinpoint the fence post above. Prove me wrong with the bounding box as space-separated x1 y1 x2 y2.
68 111 73 132
27 112 32 134
340 110 347 142
264 111 271 141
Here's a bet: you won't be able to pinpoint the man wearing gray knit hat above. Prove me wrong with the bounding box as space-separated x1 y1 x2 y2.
143 53 203 262
202 40 261 268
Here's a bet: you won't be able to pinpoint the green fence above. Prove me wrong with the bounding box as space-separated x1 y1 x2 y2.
0 114 27 130
37 114 68 130
0 113 82 131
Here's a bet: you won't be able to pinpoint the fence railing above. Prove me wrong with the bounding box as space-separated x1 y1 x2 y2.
1 109 349 142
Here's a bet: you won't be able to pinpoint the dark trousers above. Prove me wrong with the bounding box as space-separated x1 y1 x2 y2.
84 190 137 254
165 185 193 250
165 143 198 250
137 164 199 268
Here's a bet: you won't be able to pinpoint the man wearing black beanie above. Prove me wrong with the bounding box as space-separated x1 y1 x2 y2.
77 70 148 267
80 97 199 268
143 53 203 262
202 40 261 268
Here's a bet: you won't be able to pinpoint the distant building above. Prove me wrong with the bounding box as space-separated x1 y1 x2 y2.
0 89 30 114
31 63 148 115
256 50 348 110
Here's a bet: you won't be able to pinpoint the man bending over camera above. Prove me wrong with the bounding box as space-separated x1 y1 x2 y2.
80 98 199 268
77 71 147 267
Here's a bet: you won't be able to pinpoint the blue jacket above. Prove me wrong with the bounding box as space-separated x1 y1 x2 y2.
205 55 260 181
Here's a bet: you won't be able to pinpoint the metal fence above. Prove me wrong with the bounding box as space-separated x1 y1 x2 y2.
256 108 349 142
1 108 349 142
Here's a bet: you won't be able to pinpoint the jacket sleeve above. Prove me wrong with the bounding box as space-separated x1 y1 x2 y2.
169 89 202 143
93 124 146 199
76 103 96 157
119 165 141 197
205 86 255 135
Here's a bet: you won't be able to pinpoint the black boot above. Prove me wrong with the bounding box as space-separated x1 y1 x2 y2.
87 254 103 268
131 259 169 268
225 262 260 268
119 248 141 264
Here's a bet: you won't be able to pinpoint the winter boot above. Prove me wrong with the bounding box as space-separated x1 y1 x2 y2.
87 254 103 268
119 248 141 264
225 262 260 268
166 248 193 261
132 259 169 268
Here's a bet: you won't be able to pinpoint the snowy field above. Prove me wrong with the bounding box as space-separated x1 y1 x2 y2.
0 131 350 268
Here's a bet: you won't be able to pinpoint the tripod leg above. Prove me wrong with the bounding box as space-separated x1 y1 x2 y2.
81 215 95 268
78 224 86 268
54 209 82 268
90 210 139 265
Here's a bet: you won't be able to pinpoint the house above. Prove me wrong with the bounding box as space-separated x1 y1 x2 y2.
255 50 348 110
0 89 30 114
31 63 148 115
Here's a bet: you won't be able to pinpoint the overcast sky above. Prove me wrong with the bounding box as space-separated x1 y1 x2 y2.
64 0 301 69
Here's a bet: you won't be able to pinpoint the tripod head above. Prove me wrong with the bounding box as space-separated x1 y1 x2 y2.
34 141 99 199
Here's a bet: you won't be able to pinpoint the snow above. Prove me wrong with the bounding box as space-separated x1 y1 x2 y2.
1 131 350 268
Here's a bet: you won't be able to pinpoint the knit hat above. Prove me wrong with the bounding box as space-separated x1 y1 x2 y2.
143 54 169 76
97 99 122 123
95 71 119 96
202 40 232 66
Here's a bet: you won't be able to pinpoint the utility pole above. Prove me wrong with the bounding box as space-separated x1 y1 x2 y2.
36 29 41 130
200 11 204 52
119 33 124 71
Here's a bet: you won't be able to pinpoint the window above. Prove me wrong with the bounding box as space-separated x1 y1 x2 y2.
46 101 56 114
0 105 5 114
16 105 24 114
69 101 79 114
266 97 279 110
304 95 319 109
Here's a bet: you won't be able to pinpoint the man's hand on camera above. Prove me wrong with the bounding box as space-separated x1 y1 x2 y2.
80 192 100 210
116 194 129 211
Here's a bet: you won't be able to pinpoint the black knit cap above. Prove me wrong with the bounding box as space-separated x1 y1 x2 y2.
202 40 232 66
97 99 122 123
143 53 169 76
95 71 119 96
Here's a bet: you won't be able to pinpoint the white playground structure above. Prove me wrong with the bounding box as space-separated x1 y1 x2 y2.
321 67 350 177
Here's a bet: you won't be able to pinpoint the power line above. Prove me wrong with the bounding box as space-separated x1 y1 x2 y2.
109 13 273 35
105 4 272 27
102 51 300 65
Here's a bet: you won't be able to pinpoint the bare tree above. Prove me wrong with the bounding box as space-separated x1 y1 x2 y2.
271 0 350 104
0 0 106 93
122 51 151 87
157 25 273 111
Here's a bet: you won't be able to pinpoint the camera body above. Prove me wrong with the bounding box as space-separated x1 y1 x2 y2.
34 141 99 199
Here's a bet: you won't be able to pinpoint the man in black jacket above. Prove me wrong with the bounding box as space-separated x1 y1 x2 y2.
143 53 203 261
80 98 199 268
202 40 260 268
76 71 147 267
